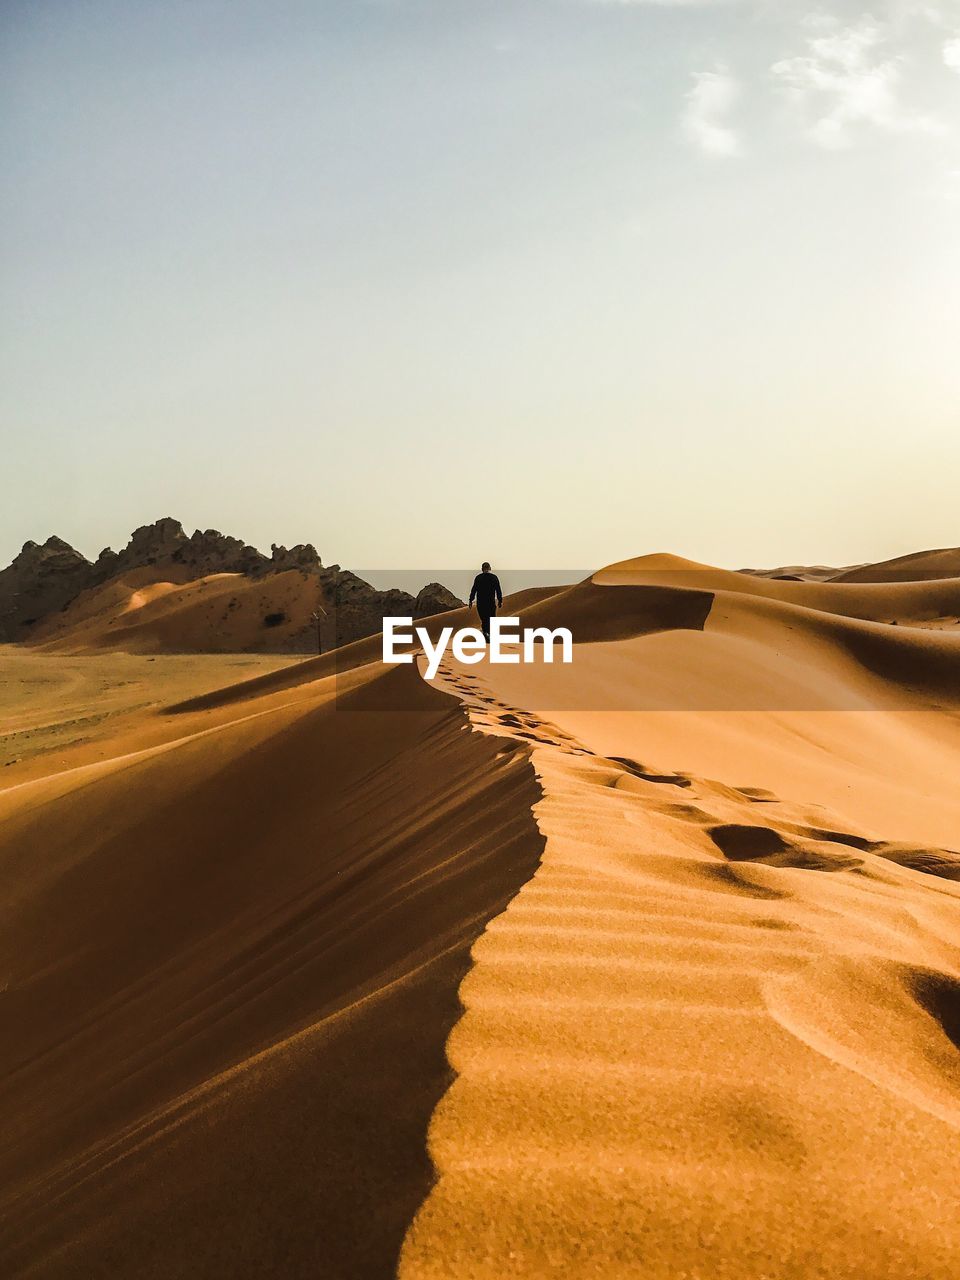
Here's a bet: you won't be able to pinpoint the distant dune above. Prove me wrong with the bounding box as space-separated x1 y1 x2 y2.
743 547 960 584
1 548 959 1278
738 562 854 581
27 566 329 654
830 546 960 583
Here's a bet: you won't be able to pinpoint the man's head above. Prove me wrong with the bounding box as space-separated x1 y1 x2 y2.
482 561 491 572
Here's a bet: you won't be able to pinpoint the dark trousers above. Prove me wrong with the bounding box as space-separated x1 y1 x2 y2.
478 609 494 641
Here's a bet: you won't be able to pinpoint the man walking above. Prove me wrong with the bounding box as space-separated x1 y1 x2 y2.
469 562 503 642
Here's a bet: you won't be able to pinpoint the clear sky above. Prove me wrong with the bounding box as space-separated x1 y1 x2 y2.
2 0 959 573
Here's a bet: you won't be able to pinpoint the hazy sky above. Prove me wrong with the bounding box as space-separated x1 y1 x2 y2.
2 0 959 573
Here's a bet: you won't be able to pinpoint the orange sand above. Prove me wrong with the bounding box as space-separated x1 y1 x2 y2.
1 553 959 1278
25 566 323 654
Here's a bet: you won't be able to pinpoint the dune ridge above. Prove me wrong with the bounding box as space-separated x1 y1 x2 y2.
399 647 960 1278
831 546 960 583
0 661 543 1277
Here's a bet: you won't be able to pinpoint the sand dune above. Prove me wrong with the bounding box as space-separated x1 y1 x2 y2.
741 548 960 585
740 563 856 582
0 648 297 773
26 566 325 654
2 551 959 1277
596 551 960 623
0 659 542 1277
404 566 960 1277
831 546 960 583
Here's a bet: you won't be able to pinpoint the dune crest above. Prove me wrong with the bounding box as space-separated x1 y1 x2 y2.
400 637 960 1278
0 660 542 1276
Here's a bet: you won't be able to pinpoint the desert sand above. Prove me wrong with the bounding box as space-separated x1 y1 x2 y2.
0 649 297 772
23 565 325 655
1 552 959 1278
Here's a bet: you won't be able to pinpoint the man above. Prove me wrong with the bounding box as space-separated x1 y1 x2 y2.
469 561 503 642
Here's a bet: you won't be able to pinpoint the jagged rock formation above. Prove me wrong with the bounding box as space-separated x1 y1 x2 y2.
0 518 463 652
414 582 464 618
0 537 95 637
96 519 269 580
322 569 419 651
267 543 323 574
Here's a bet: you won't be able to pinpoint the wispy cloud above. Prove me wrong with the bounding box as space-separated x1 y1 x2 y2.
682 67 742 157
771 14 943 148
944 35 960 70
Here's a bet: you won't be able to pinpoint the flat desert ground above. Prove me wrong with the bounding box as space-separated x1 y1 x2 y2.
2 554 959 1278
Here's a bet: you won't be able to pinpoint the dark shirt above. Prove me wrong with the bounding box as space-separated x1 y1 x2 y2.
470 572 503 613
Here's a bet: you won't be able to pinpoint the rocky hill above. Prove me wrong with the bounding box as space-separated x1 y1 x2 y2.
0 519 462 654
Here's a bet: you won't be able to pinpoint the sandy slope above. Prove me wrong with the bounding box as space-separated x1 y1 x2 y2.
474 566 960 845
396 561 960 1279
401 725 960 1278
25 566 324 654
2 554 959 1278
0 657 542 1277
740 564 854 581
0 648 296 771
832 547 960 583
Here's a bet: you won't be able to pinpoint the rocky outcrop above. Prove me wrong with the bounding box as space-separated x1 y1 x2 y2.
115 517 189 569
266 543 323 574
299 570 466 651
1 519 463 652
322 568 418 649
0 537 95 641
94 546 121 577
414 582 464 619
94 519 269 581
174 528 266 577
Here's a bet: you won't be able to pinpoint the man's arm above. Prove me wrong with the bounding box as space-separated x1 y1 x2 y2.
495 575 503 606
469 575 478 606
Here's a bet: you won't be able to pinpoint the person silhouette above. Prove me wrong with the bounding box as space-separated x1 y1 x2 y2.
469 562 503 643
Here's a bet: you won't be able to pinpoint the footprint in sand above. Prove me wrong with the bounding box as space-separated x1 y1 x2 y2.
609 756 693 788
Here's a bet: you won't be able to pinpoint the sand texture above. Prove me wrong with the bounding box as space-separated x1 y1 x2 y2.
1 553 958 1277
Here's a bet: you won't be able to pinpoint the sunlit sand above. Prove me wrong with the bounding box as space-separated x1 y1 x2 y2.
2 552 959 1277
